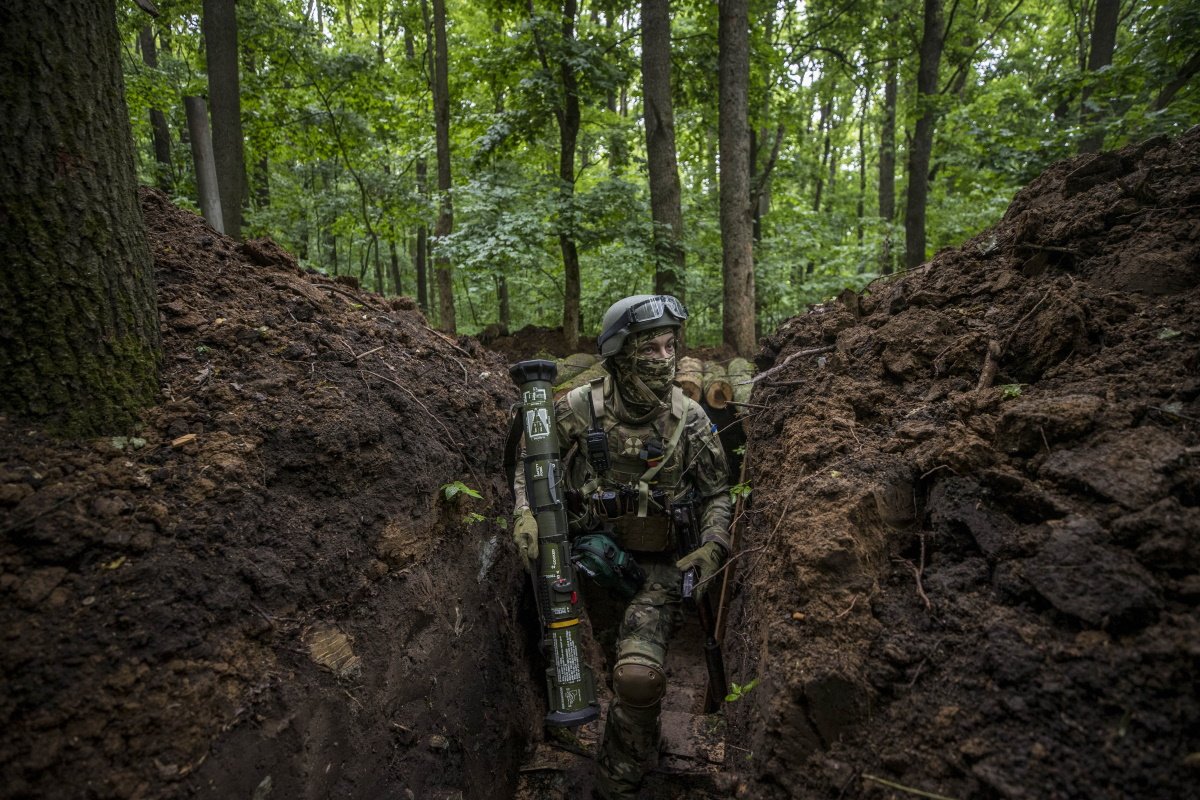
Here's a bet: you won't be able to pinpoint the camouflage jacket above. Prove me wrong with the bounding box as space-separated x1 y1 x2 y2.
516 373 731 554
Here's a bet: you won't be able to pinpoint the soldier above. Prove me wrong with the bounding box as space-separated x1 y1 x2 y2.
512 294 732 799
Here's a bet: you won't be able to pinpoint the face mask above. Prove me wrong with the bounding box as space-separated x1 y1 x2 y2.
635 354 676 392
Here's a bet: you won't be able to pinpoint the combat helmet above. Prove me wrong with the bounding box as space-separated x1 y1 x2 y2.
596 295 688 357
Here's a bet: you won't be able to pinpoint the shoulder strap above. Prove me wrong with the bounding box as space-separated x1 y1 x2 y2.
635 390 690 517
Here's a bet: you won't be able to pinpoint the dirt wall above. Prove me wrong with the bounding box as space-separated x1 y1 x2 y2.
0 190 540 799
726 129 1199 799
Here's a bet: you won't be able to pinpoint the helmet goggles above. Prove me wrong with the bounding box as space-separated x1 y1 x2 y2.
598 295 688 356
627 295 688 325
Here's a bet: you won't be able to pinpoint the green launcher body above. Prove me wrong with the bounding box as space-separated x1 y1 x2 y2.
510 359 599 727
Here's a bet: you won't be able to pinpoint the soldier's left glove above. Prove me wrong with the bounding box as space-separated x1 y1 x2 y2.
676 541 726 602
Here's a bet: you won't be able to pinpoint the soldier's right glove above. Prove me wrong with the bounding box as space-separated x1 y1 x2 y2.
512 508 538 565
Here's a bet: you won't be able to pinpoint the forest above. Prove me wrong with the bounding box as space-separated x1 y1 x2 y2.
1 1 1198 799
118 0 1199 350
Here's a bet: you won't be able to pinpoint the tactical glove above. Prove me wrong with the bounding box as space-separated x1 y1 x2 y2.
675 540 726 601
512 508 539 565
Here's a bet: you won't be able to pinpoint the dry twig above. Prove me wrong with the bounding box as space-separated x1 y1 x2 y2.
752 345 836 385
861 773 960 800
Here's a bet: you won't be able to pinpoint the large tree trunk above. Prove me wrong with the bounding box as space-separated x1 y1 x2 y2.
1078 0 1119 154
406 14 430 314
138 25 174 191
718 0 755 356
183 96 225 232
431 0 455 332
641 0 685 307
878 43 898 275
0 0 160 436
555 0 583 352
904 0 943 270
202 0 245 239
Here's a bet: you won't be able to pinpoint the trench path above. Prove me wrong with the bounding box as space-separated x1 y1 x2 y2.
515 609 731 799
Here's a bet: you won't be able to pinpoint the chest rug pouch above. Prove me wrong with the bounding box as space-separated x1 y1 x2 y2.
571 533 646 600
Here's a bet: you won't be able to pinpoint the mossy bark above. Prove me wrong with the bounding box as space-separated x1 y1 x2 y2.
0 0 161 437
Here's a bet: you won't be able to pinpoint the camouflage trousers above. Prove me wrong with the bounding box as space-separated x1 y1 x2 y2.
595 557 684 800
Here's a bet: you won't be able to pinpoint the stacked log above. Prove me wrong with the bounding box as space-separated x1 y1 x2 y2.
555 352 598 384
547 352 756 409
728 357 754 410
702 362 734 410
676 356 704 402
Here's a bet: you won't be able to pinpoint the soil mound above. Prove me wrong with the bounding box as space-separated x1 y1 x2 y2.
483 324 597 363
0 190 537 799
728 129 1200 799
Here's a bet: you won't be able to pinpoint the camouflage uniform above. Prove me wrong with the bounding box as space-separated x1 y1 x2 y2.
520 341 731 799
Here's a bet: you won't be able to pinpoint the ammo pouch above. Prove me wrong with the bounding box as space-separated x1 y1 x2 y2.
572 533 646 600
591 487 673 552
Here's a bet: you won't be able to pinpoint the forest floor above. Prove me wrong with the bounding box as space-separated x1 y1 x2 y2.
0 128 1196 800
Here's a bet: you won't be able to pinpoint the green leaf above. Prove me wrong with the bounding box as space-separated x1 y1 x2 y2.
1000 384 1023 400
442 481 483 503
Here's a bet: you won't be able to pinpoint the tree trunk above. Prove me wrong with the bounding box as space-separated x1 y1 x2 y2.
878 43 897 275
496 273 510 334
202 0 245 239
904 0 943 270
857 81 867 246
0 0 161 436
718 0 755 356
553 0 583 352
407 13 430 314
138 25 174 191
641 0 685 307
389 231 402 296
254 154 270 209
1079 0 1119 154
184 96 225 232
813 91 833 212
431 0 455 332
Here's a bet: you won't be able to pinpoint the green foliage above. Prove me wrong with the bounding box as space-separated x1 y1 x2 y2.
119 0 1194 345
1000 384 1024 400
441 481 483 503
730 482 752 502
725 678 760 703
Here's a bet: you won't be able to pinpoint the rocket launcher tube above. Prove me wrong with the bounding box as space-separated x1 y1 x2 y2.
510 360 599 727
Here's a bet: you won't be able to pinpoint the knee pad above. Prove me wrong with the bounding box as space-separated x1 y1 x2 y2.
612 658 666 709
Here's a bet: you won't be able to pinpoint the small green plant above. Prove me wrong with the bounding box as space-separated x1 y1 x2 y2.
441 481 483 503
733 444 746 456
196 344 211 356
725 678 760 703
463 512 486 525
1000 383 1023 400
495 516 508 529
1158 327 1181 340
730 482 752 502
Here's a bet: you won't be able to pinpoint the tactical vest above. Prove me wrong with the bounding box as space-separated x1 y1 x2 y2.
566 378 691 553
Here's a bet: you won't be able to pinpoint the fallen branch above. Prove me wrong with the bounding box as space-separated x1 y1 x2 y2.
752 345 836 384
975 339 1002 391
862 773 960 800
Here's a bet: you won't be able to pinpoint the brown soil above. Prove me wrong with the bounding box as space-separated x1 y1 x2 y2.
484 325 598 363
0 189 540 799
3 126 1198 800
725 129 1200 799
